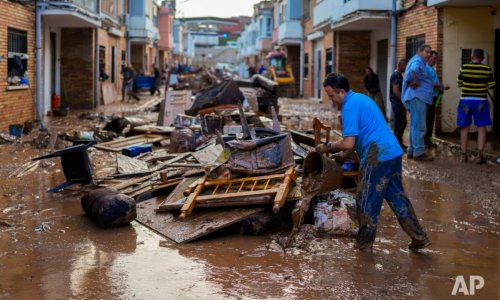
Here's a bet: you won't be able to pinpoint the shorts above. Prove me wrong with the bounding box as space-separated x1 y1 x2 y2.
456 99 491 128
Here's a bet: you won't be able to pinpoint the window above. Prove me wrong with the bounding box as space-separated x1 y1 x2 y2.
461 48 472 65
7 28 28 86
111 46 116 83
102 0 116 16
266 18 272 36
99 45 106 76
405 34 425 60
325 48 333 74
304 53 309 79
303 0 310 18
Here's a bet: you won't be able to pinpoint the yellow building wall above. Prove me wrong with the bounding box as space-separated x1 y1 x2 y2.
441 7 499 132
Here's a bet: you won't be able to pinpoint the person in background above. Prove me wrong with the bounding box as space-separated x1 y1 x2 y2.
364 67 386 118
318 73 430 252
425 50 450 147
456 48 496 164
390 59 408 150
402 44 434 161
152 64 161 96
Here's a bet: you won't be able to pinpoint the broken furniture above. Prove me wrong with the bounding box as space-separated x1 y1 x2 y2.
178 167 298 220
32 142 94 192
157 90 192 126
94 134 166 152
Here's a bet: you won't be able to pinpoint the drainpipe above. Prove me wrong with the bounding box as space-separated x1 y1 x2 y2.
299 39 304 96
36 2 47 128
127 0 131 65
94 28 99 108
390 0 397 72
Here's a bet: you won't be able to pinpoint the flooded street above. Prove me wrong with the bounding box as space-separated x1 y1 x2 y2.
0 104 499 299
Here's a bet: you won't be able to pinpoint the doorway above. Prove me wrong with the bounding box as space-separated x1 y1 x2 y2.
377 39 388 110
494 29 500 136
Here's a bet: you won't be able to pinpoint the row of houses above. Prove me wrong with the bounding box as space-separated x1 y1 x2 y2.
0 0 181 131
239 0 500 136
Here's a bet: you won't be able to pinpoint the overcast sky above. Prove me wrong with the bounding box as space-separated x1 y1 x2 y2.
175 0 262 18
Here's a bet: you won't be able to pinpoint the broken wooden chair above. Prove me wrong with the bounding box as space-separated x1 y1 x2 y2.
179 166 298 221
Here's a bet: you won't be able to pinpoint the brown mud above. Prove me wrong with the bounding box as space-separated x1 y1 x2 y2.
0 105 499 298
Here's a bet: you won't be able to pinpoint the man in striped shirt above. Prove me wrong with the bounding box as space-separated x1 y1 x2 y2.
457 48 496 164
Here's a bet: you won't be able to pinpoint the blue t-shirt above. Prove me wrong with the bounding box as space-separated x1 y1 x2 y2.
341 90 403 165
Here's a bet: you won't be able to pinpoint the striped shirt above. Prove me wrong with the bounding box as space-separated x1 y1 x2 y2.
457 63 496 99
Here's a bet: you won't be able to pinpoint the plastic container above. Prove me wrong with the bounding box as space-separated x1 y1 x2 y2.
9 124 24 138
122 144 152 157
341 160 356 172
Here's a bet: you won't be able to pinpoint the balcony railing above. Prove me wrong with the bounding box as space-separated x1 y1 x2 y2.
278 20 302 43
48 0 99 14
314 0 392 27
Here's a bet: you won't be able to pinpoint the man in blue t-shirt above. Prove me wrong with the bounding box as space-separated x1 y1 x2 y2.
318 73 430 252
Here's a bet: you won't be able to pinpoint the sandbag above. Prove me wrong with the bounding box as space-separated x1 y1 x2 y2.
81 188 136 228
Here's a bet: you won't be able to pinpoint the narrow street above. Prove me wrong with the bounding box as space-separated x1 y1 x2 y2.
0 98 498 299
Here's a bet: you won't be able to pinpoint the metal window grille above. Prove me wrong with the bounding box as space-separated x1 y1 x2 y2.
405 34 425 60
7 28 28 78
461 48 472 65
8 28 27 54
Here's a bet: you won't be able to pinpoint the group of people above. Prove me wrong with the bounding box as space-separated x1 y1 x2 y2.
366 45 495 164
120 63 164 102
318 46 495 253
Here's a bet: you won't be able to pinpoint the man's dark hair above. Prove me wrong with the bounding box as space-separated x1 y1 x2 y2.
398 58 408 67
323 73 350 92
472 48 484 60
430 50 438 56
418 44 431 52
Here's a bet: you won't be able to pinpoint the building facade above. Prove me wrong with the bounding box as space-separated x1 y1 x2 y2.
0 0 36 131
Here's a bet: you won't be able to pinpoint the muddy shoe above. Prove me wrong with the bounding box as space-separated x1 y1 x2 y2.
414 153 434 161
476 156 487 165
407 153 414 159
408 238 431 251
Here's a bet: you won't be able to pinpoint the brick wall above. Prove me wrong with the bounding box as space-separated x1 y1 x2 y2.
321 29 334 102
397 0 442 132
301 0 315 98
0 1 36 131
337 31 371 92
61 28 94 109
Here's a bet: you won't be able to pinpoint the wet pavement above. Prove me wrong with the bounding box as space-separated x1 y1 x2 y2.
0 98 499 299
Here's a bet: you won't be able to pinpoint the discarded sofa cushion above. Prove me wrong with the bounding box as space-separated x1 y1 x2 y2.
81 188 136 228
186 80 245 116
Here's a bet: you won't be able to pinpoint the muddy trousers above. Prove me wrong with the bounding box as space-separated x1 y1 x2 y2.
356 156 428 249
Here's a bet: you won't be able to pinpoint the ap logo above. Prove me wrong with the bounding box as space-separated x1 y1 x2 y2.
451 275 485 296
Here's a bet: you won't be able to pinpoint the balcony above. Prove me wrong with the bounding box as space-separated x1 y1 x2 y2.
341 0 391 16
278 20 302 45
42 0 101 27
428 0 500 6
129 16 159 43
313 0 336 27
329 0 392 31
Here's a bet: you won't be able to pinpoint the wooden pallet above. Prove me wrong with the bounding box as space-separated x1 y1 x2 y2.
94 134 166 152
179 167 298 221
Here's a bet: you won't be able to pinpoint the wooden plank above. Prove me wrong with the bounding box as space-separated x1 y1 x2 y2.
195 188 278 201
135 198 265 243
94 134 166 152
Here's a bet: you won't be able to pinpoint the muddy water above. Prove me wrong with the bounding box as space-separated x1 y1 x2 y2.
1 108 499 299
0 143 498 299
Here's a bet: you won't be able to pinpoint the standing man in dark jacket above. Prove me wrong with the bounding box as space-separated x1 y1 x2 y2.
390 59 408 150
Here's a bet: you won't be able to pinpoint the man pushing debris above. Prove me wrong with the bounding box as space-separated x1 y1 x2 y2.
317 73 431 252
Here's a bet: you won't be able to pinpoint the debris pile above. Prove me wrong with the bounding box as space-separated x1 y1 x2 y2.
17 77 360 244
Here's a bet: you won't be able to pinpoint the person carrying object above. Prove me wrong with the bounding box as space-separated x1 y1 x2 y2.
317 72 431 253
